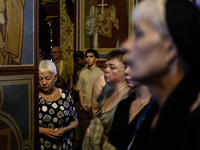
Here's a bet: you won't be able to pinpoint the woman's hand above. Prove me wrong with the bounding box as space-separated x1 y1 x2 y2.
39 119 78 139
40 127 68 139
54 128 67 137
39 127 60 139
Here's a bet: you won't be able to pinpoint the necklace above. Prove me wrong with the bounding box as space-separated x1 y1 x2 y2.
129 106 143 116
129 100 149 116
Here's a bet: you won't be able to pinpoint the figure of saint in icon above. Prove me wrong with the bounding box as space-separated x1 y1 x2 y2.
0 0 26 65
85 0 128 48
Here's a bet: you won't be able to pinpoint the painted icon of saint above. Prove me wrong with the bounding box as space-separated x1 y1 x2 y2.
85 0 128 48
0 0 26 65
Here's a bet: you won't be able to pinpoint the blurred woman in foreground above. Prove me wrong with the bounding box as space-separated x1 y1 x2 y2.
122 0 200 149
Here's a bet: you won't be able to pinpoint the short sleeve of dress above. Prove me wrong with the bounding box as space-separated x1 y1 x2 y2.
63 90 78 120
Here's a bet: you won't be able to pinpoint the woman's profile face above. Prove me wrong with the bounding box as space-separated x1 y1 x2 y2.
39 71 56 93
104 58 125 86
126 20 171 84
124 64 140 88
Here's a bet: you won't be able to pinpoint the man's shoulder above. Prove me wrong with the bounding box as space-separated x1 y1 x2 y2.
79 68 89 76
95 67 103 73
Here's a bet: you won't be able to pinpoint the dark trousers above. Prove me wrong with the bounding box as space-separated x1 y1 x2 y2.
79 108 93 137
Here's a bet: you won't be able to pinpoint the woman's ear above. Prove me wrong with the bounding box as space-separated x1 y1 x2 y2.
54 74 58 83
165 39 179 65
168 43 179 62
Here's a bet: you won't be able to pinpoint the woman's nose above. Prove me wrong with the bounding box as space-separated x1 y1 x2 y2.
121 35 135 52
42 80 47 85
125 66 130 75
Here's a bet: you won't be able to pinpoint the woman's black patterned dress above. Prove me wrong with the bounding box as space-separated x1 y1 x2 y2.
39 89 77 150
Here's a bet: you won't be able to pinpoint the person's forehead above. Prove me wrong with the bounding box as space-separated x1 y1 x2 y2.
39 71 51 76
52 47 59 52
105 58 121 65
86 52 94 56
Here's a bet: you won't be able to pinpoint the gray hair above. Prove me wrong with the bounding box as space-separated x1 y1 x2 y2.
132 0 170 39
52 46 62 53
39 60 57 77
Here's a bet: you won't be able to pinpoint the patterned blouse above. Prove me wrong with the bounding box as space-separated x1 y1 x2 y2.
39 89 77 150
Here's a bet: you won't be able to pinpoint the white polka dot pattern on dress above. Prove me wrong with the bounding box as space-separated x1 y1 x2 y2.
39 89 77 150
43 114 51 122
52 102 58 109
57 111 64 118
42 106 48 112
49 108 55 115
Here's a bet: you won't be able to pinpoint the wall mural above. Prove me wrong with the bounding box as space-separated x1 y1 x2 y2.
60 0 74 75
76 0 133 59
0 74 35 150
0 0 37 149
0 0 34 66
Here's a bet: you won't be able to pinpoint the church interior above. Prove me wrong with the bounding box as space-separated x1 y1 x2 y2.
0 0 200 150
0 0 121 149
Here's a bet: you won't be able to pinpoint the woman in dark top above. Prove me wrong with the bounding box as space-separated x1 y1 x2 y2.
108 55 152 150
122 0 200 149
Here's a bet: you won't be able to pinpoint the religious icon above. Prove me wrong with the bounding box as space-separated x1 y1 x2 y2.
85 0 128 49
0 0 26 65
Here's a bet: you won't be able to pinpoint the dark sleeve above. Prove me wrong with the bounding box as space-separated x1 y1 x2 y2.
183 106 200 149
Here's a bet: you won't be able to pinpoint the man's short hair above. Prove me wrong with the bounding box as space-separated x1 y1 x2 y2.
85 49 99 58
